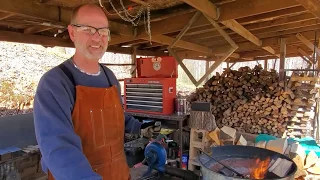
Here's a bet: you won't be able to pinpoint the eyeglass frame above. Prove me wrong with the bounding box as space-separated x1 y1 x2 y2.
71 24 111 41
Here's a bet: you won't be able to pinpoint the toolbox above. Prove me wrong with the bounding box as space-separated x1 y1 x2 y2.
124 78 176 115
136 56 178 78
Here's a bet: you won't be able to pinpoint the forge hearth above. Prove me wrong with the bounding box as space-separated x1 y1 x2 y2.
199 145 297 180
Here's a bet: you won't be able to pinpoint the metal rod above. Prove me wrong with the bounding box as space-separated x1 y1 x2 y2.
199 149 246 178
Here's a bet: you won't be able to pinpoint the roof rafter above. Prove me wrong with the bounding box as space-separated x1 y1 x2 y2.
181 0 278 56
116 0 303 46
0 30 163 56
0 0 134 36
296 0 320 19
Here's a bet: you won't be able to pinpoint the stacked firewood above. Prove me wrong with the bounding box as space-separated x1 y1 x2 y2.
188 65 319 138
285 73 319 138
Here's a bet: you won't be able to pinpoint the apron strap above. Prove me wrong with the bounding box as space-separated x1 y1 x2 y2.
100 64 113 87
59 63 76 86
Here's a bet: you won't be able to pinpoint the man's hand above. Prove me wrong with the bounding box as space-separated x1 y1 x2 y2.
140 121 161 138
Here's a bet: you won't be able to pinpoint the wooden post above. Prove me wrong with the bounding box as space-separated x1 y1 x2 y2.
264 60 268 70
206 60 210 82
130 46 137 77
169 11 201 49
229 62 236 69
279 38 286 81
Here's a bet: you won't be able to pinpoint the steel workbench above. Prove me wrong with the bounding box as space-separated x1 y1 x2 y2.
125 112 189 168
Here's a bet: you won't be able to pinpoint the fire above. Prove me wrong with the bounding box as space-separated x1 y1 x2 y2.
251 157 271 179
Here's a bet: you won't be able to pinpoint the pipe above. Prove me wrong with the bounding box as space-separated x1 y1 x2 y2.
164 166 199 180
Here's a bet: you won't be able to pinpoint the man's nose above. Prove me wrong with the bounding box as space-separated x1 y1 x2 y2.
91 31 101 41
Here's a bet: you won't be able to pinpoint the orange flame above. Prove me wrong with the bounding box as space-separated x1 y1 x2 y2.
251 157 271 179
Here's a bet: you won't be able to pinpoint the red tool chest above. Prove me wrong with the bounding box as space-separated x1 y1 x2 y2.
124 78 176 115
137 56 178 78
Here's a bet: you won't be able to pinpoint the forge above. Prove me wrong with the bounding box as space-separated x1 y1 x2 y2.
199 145 297 180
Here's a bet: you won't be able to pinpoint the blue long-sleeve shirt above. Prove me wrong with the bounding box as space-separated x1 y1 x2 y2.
33 58 142 180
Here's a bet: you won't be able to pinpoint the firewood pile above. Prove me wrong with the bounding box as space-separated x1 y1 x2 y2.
285 74 319 139
188 65 319 138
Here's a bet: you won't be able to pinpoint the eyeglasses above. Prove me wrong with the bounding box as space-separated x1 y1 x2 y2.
71 24 111 41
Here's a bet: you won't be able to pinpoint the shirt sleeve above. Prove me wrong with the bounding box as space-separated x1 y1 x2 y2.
33 71 102 180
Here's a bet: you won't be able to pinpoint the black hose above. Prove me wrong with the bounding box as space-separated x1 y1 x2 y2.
164 166 199 180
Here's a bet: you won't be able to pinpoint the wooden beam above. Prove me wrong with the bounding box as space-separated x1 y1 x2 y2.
187 0 277 57
109 0 304 46
299 55 313 66
221 19 262 47
298 48 314 63
130 46 137 77
168 46 236 87
264 60 268 69
296 33 320 56
202 24 320 49
195 47 236 86
174 49 239 60
296 0 320 19
180 0 219 20
217 30 320 52
148 35 214 55
279 38 286 80
240 46 300 58
237 6 307 24
169 11 201 49
168 48 197 85
185 7 310 37
188 13 316 41
129 0 148 6
182 0 277 58
145 34 240 58
220 19 278 56
0 30 163 56
0 30 73 47
218 0 300 21
205 61 210 81
204 15 238 49
262 46 279 57
24 25 54 34
230 53 300 62
0 12 15 21
123 0 301 46
0 0 133 36
229 62 236 69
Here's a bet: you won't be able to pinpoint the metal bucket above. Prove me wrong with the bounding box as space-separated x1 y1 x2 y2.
175 97 187 114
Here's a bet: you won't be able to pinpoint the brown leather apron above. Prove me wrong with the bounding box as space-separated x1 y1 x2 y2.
48 64 130 180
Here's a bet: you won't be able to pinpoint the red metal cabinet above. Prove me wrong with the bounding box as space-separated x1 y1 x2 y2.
124 78 176 115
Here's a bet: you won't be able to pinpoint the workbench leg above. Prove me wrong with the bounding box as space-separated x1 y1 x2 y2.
179 120 183 169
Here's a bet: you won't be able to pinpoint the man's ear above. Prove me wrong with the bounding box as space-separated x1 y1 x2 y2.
68 25 76 42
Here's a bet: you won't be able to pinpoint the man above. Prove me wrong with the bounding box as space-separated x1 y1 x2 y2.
33 3 157 180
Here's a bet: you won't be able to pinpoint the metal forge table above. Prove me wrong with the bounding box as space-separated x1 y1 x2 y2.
125 112 189 168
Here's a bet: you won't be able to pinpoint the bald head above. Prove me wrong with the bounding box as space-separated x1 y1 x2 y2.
70 4 108 25
67 3 110 61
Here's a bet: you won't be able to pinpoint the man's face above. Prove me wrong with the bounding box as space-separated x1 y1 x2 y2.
68 6 109 60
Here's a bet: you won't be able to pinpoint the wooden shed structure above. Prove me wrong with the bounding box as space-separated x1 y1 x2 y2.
1 0 320 84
